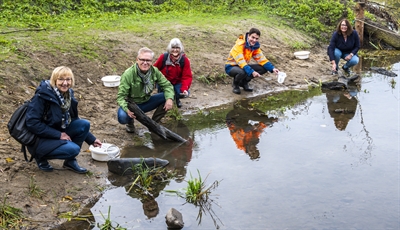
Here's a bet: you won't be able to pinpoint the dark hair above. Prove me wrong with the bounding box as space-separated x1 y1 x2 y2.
336 19 353 36
248 28 261 36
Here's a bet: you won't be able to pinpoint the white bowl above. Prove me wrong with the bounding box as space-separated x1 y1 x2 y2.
101 75 121 87
277 72 287 84
89 143 120 162
294 51 310 59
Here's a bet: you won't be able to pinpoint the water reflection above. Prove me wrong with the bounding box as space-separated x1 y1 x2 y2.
324 84 359 131
226 99 277 159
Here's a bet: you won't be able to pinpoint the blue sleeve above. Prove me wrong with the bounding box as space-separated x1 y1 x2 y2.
243 65 254 76
327 32 338 61
263 62 275 73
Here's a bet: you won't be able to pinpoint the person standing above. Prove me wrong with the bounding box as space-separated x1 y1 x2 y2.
117 47 174 134
153 38 193 108
327 18 360 75
225 27 279 94
26 66 102 173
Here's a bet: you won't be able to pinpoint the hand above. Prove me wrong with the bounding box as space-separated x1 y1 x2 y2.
331 63 337 71
164 98 173 111
252 71 261 78
60 132 71 141
272 68 279 74
181 90 189 97
92 139 102 147
344 54 352 61
127 109 136 119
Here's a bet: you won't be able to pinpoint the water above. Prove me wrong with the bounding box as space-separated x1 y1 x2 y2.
88 62 399 229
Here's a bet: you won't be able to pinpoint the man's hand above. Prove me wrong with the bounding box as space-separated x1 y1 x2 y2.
127 109 136 119
164 98 173 111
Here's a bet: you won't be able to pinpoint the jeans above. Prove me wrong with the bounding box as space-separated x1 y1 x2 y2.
157 83 190 98
228 64 268 82
334 48 359 69
46 119 90 160
117 93 166 124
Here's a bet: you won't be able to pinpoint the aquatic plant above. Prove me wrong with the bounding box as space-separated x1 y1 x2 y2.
97 206 126 230
0 196 24 229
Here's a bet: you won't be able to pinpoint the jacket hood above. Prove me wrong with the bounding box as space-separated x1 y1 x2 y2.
244 32 260 51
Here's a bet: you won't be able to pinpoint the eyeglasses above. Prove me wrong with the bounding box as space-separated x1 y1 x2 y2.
57 78 72 83
171 47 180 50
341 24 347 27
138 58 152 63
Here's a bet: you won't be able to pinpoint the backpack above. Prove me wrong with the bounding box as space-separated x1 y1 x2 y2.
7 98 49 162
160 52 185 71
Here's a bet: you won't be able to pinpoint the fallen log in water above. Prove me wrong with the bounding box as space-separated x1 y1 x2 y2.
369 67 398 77
107 157 169 175
127 99 187 143
364 19 400 50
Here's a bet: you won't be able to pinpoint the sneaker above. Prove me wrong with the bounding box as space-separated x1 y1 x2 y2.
342 66 350 74
126 124 136 133
332 70 338 75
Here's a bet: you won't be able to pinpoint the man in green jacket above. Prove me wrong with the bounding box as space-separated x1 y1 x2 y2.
117 47 174 133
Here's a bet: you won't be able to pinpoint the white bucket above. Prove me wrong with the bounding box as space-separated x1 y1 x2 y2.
294 51 310 59
277 72 287 84
89 143 120 162
101 75 121 87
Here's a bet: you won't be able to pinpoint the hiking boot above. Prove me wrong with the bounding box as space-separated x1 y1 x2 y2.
332 70 338 75
176 99 182 108
342 65 350 74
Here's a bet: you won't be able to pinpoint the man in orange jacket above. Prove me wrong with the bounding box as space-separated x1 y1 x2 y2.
225 28 280 94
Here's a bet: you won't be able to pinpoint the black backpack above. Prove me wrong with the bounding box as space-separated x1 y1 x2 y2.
160 52 185 71
7 98 49 162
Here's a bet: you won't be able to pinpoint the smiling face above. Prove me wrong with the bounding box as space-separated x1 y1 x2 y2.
247 33 260 46
340 20 348 34
170 46 181 57
136 51 153 73
56 74 72 93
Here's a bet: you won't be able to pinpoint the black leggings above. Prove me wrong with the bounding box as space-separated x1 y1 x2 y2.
228 64 268 82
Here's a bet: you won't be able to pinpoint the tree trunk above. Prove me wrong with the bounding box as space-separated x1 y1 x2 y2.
127 100 187 143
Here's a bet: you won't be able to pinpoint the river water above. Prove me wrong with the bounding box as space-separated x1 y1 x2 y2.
86 58 399 229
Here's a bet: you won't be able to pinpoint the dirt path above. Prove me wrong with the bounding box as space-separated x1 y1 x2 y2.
0 24 337 228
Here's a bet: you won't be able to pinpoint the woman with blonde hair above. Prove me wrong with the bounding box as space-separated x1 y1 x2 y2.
26 66 102 173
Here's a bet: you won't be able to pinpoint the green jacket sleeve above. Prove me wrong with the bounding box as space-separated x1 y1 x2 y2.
116 66 134 112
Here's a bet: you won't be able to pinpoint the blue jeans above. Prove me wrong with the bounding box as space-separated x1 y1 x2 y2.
117 93 166 124
46 119 90 160
334 48 359 70
157 83 190 98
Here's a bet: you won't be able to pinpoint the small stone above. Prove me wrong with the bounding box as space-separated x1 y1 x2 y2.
165 208 184 229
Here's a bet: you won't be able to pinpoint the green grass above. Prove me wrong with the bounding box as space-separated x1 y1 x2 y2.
0 197 24 229
28 176 45 199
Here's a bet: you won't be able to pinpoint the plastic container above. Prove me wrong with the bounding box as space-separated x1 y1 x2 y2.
89 143 120 161
277 72 287 84
101 75 121 87
294 51 310 59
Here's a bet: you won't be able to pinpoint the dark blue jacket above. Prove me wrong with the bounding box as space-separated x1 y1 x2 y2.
26 80 96 159
327 30 360 61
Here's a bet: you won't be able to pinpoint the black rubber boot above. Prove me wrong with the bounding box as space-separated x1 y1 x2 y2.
151 104 167 123
125 120 136 134
175 95 182 108
239 79 253 92
232 75 243 94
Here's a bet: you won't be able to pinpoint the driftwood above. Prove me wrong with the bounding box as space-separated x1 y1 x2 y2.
370 67 398 77
322 75 360 90
364 19 400 49
127 100 187 143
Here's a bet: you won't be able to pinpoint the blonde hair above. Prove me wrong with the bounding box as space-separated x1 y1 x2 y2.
49 66 75 88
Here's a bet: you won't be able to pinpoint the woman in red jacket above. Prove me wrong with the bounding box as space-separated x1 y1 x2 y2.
154 38 193 108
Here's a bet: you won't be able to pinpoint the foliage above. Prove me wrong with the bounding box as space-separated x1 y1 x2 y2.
28 176 45 198
0 0 355 42
97 206 126 230
0 196 24 229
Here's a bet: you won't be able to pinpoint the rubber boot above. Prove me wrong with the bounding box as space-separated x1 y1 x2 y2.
126 120 136 133
151 104 167 123
239 78 253 92
175 95 182 108
232 75 242 94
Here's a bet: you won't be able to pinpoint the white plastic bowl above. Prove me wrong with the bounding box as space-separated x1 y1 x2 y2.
101 75 121 87
277 72 287 84
294 51 310 59
89 143 120 162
